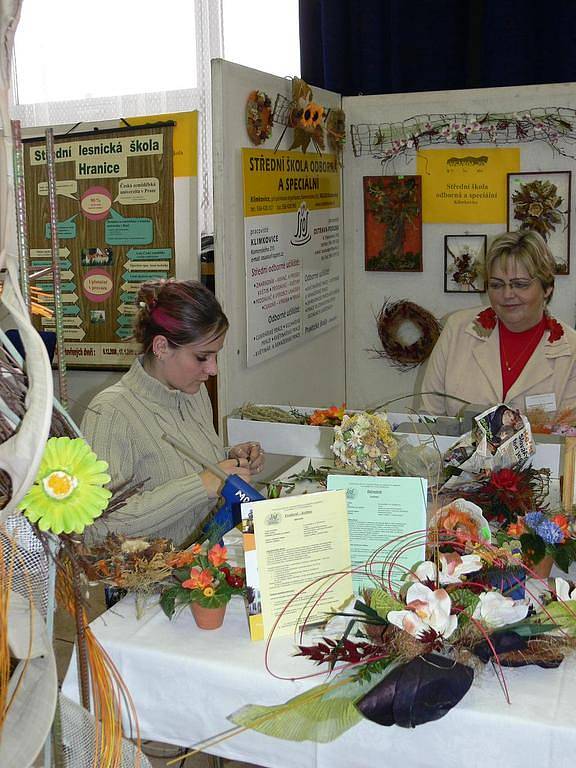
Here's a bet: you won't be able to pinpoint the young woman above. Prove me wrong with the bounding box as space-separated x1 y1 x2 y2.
81 280 264 545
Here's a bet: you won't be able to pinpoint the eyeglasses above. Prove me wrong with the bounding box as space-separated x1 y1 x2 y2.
487 278 536 292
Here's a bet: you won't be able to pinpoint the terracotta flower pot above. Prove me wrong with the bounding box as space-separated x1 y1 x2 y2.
190 601 227 630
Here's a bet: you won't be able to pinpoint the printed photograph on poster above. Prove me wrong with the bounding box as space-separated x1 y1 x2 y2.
507 171 571 274
363 175 422 271
444 234 486 293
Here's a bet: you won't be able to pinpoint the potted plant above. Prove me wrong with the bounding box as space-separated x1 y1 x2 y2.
160 543 246 629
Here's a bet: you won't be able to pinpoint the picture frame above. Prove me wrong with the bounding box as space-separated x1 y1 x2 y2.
444 234 487 293
561 436 576 511
363 175 422 272
507 171 571 275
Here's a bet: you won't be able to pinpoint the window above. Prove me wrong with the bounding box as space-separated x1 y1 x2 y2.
13 0 199 103
222 0 300 78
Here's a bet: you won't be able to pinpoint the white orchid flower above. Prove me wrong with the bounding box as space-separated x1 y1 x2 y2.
387 583 457 640
554 578 576 602
410 553 481 586
438 553 482 584
472 591 529 628
411 560 437 582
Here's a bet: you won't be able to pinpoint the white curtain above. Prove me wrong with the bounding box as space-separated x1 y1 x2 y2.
9 0 223 233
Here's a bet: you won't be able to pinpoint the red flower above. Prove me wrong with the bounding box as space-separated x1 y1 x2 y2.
476 307 497 330
489 468 520 493
546 316 564 343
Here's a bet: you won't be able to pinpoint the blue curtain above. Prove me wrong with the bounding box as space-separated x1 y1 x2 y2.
299 0 576 96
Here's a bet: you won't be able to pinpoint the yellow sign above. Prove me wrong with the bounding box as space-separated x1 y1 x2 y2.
242 148 340 217
128 111 198 177
417 148 520 223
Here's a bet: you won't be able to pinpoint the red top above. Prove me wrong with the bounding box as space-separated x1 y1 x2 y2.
499 316 547 399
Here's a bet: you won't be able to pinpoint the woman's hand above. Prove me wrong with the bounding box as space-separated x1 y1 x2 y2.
200 458 252 499
228 441 265 474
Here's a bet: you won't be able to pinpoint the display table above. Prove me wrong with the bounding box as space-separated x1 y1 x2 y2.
62 592 576 768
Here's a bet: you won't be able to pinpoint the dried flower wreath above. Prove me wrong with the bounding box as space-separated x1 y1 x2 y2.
372 299 441 371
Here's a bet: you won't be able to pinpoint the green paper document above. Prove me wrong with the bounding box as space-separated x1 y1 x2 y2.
327 475 427 593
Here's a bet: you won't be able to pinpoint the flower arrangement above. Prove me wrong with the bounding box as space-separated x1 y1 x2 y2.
233 402 347 426
160 543 246 618
512 178 564 240
454 464 550 527
224 538 576 740
527 406 576 436
446 244 483 290
501 510 576 574
332 412 398 475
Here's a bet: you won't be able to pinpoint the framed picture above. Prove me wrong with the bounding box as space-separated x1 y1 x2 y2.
363 175 422 271
444 234 487 293
507 171 571 275
562 436 576 510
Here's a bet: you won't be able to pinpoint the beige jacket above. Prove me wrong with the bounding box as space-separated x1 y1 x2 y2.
421 307 576 416
81 358 224 545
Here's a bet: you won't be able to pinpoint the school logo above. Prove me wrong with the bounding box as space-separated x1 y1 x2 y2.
290 201 312 246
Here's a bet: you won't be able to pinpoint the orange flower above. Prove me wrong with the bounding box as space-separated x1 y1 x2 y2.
439 505 479 542
166 550 196 568
552 514 570 535
208 544 228 567
191 543 202 554
308 403 346 426
182 567 213 590
507 520 527 538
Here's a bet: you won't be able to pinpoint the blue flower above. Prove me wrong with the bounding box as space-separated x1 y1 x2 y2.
536 520 564 545
525 511 545 529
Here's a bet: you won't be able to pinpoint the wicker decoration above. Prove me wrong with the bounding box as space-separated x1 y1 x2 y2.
373 299 441 370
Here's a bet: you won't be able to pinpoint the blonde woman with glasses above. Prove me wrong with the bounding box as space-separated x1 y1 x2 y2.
421 230 576 416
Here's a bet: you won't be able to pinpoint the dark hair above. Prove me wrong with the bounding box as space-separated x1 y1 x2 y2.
134 280 229 354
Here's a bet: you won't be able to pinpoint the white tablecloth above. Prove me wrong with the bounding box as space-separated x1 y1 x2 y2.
63 594 576 768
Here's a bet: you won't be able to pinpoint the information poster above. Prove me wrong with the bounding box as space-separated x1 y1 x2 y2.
417 148 520 223
241 490 353 641
327 475 427 593
242 148 342 367
23 125 175 368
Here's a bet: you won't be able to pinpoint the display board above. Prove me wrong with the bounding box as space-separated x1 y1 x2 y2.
211 60 345 431
23 124 175 368
342 83 576 410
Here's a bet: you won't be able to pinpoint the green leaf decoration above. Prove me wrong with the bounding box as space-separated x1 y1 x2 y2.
449 588 480 614
554 539 576 573
230 660 398 742
520 532 545 564
230 683 362 742
369 589 403 619
537 600 576 636
506 620 558 638
159 585 180 619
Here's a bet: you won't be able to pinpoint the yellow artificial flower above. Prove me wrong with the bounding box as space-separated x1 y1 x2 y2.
203 586 215 597
19 436 112 534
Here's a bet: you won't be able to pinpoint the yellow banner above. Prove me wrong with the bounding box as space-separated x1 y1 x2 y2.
128 111 198 177
417 148 520 223
242 148 340 217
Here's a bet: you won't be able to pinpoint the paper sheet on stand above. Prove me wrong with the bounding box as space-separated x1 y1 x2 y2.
327 475 427 593
241 489 352 640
